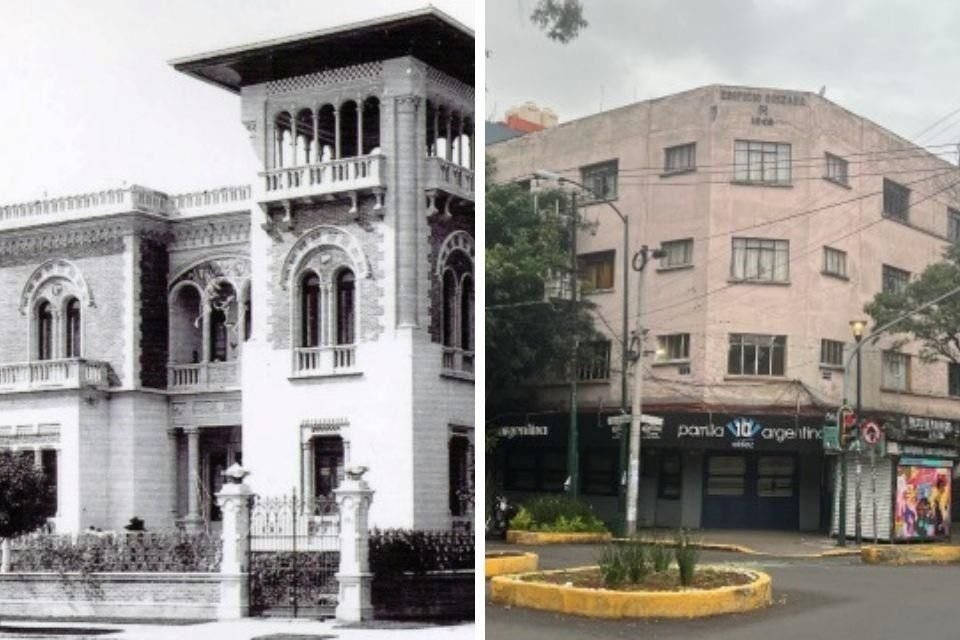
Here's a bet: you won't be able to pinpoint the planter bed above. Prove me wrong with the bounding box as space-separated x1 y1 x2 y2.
490 565 771 619
506 530 612 545
485 551 538 577
862 544 960 565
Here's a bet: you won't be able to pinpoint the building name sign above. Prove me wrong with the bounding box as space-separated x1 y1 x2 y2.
900 415 958 440
677 417 821 449
498 424 549 438
720 90 807 107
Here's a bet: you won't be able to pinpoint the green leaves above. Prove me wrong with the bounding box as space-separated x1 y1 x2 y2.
0 452 52 540
530 0 588 44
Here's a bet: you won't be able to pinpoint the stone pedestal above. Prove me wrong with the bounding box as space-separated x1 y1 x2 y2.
334 466 374 622
215 466 252 619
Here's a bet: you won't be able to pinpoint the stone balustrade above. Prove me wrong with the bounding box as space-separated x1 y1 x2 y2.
0 359 110 393
168 361 240 391
292 345 358 377
260 155 386 203
425 156 475 200
442 347 474 379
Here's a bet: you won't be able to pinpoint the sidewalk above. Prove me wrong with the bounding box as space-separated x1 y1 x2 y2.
0 618 474 639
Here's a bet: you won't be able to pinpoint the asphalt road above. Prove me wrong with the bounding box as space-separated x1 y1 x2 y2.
486 546 960 639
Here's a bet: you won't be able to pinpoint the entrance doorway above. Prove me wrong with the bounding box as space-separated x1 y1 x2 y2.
702 453 799 529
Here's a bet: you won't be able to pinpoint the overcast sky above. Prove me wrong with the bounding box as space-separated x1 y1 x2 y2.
0 0 475 204
486 0 960 152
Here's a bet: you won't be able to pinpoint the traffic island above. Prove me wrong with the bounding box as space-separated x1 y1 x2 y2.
485 551 539 578
506 530 613 545
862 544 960 565
490 565 772 619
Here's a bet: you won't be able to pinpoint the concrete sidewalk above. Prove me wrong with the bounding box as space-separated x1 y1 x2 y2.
0 618 474 639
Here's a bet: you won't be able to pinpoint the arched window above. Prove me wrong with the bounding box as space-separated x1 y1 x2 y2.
37 301 53 361
301 273 320 348
442 270 458 348
336 270 355 345
65 298 81 358
460 275 473 352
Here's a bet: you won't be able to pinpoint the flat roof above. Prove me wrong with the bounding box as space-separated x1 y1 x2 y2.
171 7 474 94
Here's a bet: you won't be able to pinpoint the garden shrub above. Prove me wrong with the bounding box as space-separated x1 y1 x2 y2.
674 530 700 586
508 495 607 533
599 540 648 587
650 539 672 572
368 529 473 576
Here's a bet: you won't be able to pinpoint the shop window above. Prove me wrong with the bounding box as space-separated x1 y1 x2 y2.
883 178 910 222
657 333 690 362
581 160 618 201
757 456 795 498
820 339 845 367
882 264 910 294
728 334 786 376
706 456 746 496
658 452 682 500
581 448 618 496
733 140 791 185
882 350 911 391
664 143 696 173
661 239 693 269
578 251 615 291
823 247 847 278
731 237 789 282
824 153 849 186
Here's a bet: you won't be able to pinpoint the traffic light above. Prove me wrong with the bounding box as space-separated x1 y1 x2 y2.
838 406 856 449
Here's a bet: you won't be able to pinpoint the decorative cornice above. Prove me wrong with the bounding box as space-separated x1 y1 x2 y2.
0 215 168 259
169 216 250 251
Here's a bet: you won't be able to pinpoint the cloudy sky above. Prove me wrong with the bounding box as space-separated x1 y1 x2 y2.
486 0 960 151
0 0 475 204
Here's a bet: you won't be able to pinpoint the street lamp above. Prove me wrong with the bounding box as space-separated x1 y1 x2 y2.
850 319 867 547
535 169 630 512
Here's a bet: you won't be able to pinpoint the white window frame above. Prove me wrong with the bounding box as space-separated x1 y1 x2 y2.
734 140 791 185
820 339 845 368
731 238 790 283
824 153 849 186
823 246 847 278
580 160 618 201
882 264 910 295
664 143 696 174
657 333 690 362
661 238 694 269
882 350 911 391
577 340 612 381
728 334 787 376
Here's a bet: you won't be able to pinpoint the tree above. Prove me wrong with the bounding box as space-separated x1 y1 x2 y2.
529 0 588 44
485 161 600 414
864 244 960 363
0 452 51 541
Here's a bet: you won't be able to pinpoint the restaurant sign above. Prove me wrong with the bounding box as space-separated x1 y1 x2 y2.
674 416 822 450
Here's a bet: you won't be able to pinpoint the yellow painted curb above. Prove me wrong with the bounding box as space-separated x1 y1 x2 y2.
506 530 613 545
490 565 772 619
862 544 960 565
485 552 539 578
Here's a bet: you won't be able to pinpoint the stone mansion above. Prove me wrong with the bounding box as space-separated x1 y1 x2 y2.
0 8 475 534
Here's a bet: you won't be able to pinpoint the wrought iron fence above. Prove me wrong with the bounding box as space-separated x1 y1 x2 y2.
248 491 340 617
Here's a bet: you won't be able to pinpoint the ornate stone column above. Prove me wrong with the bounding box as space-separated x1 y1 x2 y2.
183 426 203 532
167 428 180 522
301 439 315 508
216 463 252 619
395 94 421 328
334 106 341 159
312 108 320 163
357 99 364 155
335 466 374 622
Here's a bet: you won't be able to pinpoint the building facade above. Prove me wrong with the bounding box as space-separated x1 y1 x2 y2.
0 9 475 534
489 85 960 536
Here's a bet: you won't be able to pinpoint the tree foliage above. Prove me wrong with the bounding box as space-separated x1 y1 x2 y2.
486 160 600 414
530 0 588 44
864 244 960 363
0 452 52 539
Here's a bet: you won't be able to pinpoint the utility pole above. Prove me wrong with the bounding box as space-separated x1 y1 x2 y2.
625 245 663 535
567 191 579 499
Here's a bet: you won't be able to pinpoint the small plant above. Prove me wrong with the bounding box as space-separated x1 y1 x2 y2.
598 544 627 588
650 539 672 573
510 495 607 533
508 507 534 531
621 540 648 583
674 530 700 586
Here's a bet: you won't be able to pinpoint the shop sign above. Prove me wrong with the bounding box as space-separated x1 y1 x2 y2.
676 417 821 450
897 443 958 459
497 424 549 438
898 415 959 441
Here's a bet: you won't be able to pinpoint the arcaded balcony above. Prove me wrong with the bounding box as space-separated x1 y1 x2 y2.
425 101 474 202
0 359 111 393
259 154 386 206
425 157 475 201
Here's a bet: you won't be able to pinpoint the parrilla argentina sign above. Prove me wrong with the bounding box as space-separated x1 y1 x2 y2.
676 417 822 450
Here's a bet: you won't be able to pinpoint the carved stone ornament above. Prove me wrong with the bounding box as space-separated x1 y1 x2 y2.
20 259 94 315
280 225 371 290
435 230 474 276
171 255 251 293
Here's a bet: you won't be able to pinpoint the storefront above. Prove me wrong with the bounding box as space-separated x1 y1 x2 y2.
493 411 827 532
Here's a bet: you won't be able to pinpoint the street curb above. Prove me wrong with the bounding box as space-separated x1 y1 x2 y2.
485 552 539 577
610 537 862 559
862 544 960 565
490 565 772 619
506 531 613 545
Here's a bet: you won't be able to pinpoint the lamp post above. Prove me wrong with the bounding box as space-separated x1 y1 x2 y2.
535 170 629 517
850 319 866 547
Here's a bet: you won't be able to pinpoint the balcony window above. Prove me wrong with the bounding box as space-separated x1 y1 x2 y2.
438 232 475 376
426 101 473 168
578 340 612 381
65 298 81 358
37 301 53 361
581 160 618 201
336 270 355 346
301 274 321 348
731 238 789 283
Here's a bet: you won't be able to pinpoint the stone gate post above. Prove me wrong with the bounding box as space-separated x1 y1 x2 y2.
216 463 253 619
335 465 374 622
